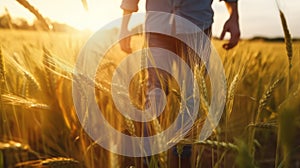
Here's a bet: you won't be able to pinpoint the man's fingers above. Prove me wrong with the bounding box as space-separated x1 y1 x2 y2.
222 39 238 50
221 28 230 49
227 32 240 49
223 37 238 50
221 28 240 50
220 28 227 40
229 38 238 48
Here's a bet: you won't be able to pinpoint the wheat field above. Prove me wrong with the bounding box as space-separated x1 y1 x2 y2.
0 28 300 168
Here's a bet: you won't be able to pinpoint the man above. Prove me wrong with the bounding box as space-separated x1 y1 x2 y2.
119 0 240 167
120 0 240 52
120 0 240 97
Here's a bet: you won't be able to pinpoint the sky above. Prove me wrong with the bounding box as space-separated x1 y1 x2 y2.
0 0 299 38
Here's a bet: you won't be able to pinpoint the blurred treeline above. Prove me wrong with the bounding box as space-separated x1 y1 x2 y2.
0 9 77 32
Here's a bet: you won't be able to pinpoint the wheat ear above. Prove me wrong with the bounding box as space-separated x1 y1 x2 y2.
0 47 5 81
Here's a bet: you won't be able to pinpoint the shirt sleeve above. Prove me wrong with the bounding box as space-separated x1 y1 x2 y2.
120 0 140 12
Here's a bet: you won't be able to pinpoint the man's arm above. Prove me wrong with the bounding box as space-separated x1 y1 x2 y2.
119 0 139 53
120 10 133 53
220 1 240 50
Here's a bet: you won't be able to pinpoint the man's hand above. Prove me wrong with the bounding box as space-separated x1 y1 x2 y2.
220 2 240 50
120 10 133 53
120 29 132 53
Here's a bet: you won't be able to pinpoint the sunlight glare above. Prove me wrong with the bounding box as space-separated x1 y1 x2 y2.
71 0 123 31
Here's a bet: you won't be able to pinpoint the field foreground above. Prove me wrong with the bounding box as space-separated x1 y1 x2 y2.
0 29 300 168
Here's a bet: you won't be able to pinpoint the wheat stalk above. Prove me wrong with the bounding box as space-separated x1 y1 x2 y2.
15 157 80 168
0 47 5 81
16 0 52 31
43 47 60 96
257 78 282 120
150 118 167 168
275 7 295 163
0 141 29 151
1 93 50 110
248 122 277 129
40 157 80 167
278 11 293 69
6 55 41 90
124 118 136 136
180 139 238 151
197 64 208 102
250 78 282 159
41 51 114 95
226 73 240 120
42 52 74 80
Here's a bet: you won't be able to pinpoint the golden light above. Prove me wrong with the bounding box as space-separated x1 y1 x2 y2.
0 0 136 31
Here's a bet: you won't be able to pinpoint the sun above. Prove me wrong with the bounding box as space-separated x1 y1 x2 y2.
68 1 124 31
64 0 146 31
